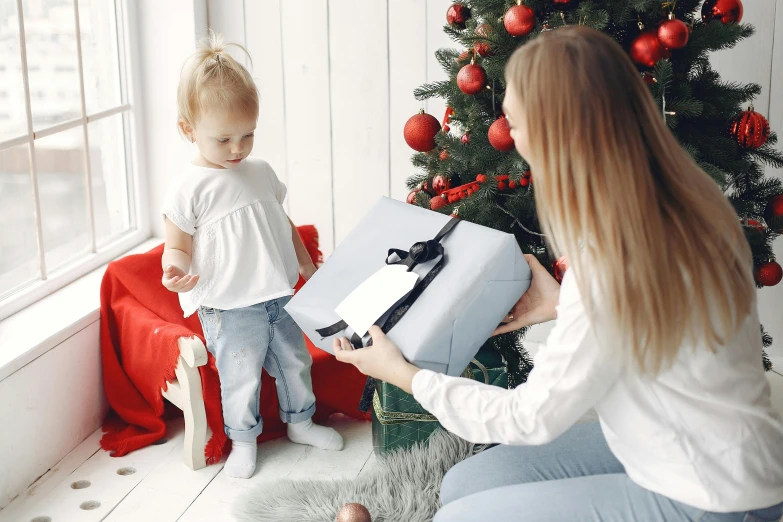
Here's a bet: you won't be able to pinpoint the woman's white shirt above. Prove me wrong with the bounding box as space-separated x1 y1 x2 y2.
412 269 783 512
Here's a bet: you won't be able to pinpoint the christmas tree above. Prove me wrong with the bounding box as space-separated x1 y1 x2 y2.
403 0 783 385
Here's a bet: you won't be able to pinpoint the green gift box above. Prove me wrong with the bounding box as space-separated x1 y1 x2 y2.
371 346 508 455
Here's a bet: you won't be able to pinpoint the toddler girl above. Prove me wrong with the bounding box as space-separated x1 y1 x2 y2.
161 33 343 479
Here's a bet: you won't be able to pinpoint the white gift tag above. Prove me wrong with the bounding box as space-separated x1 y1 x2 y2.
335 264 419 337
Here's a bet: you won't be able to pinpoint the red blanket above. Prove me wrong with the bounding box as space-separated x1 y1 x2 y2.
100 226 369 463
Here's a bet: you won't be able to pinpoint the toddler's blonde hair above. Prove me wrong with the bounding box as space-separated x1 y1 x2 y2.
177 31 258 134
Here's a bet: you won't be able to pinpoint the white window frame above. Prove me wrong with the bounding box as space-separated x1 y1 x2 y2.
0 0 149 322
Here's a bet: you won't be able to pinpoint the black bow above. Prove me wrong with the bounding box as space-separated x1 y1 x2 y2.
314 217 460 412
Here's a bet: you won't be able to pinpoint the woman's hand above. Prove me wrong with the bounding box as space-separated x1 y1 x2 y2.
299 262 317 281
493 254 561 336
333 326 420 394
162 264 200 293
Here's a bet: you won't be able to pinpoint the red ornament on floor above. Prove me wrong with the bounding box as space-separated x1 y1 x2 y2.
765 195 783 234
336 503 372 522
504 3 535 37
474 24 493 57
553 256 568 284
488 115 515 151
730 106 770 149
701 0 743 24
457 63 487 95
446 3 471 29
404 110 441 152
657 14 689 50
630 29 670 68
756 260 783 287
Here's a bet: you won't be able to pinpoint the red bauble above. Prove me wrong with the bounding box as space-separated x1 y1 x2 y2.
498 180 507 190
406 189 419 204
657 15 689 50
433 175 451 195
730 107 770 149
456 50 471 63
508 180 518 189
439 149 450 161
430 194 448 210
553 256 568 283
504 5 535 37
756 260 783 287
552 0 577 10
476 173 487 183
461 132 471 144
404 110 441 152
746 219 765 231
457 63 487 95
630 29 670 68
474 24 493 57
488 116 515 151
446 3 471 29
336 503 372 522
520 177 530 187
765 195 783 234
701 0 743 24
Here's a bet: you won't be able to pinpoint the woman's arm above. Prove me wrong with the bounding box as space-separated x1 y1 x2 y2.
289 217 317 281
336 270 623 446
161 218 199 292
413 270 621 445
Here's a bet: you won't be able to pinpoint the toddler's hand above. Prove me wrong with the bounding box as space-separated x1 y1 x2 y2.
299 262 317 281
162 264 199 293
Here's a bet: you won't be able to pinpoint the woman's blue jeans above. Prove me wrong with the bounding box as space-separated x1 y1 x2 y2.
436 422 783 521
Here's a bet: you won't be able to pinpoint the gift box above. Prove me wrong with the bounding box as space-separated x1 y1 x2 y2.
285 197 530 376
372 346 508 455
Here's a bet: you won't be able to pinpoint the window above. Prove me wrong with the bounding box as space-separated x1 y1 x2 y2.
0 0 142 320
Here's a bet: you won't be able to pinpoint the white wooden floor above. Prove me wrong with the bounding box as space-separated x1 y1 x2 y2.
0 415 376 522
3 361 783 522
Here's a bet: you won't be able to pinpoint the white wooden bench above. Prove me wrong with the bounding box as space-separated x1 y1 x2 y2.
161 336 209 470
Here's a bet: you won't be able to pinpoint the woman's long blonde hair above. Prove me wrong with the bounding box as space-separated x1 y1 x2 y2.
506 26 755 374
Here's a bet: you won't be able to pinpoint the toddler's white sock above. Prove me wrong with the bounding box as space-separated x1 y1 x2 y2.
287 419 344 451
224 440 257 479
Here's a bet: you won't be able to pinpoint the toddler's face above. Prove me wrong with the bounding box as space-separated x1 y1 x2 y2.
191 108 257 169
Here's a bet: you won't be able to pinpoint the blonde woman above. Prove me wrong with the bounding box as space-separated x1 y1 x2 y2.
335 27 783 521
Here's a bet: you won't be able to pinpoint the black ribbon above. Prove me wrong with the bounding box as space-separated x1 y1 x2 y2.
315 218 460 412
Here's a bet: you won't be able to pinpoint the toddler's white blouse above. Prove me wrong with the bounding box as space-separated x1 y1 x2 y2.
162 157 299 317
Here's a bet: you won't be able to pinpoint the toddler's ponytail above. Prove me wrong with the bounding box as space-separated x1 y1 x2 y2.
177 30 258 135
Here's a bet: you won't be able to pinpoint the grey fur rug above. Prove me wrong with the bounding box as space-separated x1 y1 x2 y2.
233 429 483 522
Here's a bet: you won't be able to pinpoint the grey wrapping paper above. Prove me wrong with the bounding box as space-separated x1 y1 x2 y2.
285 197 531 376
